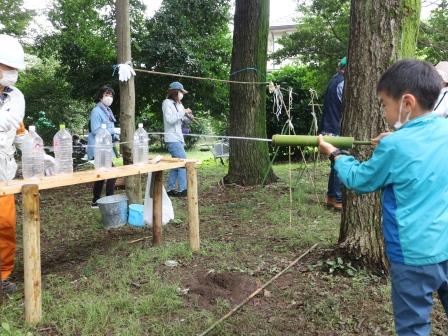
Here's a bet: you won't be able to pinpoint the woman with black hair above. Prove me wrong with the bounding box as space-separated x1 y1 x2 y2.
87 85 118 207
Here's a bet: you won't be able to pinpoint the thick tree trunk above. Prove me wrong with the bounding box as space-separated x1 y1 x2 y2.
339 0 421 272
116 0 141 204
224 0 276 185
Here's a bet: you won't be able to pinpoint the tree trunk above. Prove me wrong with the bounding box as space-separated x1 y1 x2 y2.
224 0 276 186
116 0 141 204
339 0 421 272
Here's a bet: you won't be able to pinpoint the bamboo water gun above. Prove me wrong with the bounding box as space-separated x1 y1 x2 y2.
271 135 371 149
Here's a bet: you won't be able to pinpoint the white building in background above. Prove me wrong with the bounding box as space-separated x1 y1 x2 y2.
267 17 298 71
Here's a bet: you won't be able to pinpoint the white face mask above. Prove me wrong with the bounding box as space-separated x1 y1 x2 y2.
178 92 184 101
393 96 411 130
0 70 18 87
102 96 113 107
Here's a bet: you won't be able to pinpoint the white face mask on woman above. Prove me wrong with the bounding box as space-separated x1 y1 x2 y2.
0 70 18 87
178 92 184 101
102 96 113 107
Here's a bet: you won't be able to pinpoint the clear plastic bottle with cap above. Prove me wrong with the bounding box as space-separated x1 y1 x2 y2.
132 123 149 165
94 124 113 170
53 124 73 174
22 125 45 179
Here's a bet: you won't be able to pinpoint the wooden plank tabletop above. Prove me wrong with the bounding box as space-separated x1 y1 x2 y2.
0 158 199 196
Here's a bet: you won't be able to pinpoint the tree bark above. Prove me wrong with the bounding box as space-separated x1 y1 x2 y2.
116 0 141 204
224 0 276 185
339 0 421 272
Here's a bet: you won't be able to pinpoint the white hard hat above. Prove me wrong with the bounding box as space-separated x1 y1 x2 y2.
0 35 25 70
435 61 448 84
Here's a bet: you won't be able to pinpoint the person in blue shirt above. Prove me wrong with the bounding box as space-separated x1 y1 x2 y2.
320 57 346 211
87 85 118 207
318 59 447 336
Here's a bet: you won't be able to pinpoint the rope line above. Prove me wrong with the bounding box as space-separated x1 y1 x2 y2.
134 68 270 85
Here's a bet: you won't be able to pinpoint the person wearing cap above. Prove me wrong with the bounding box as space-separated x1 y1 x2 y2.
320 56 347 211
162 81 194 197
434 61 448 118
88 85 118 208
0 34 27 293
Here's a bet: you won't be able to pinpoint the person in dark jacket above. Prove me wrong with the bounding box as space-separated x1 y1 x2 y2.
320 57 346 210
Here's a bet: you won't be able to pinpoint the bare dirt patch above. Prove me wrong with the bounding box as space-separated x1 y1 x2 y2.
185 271 260 309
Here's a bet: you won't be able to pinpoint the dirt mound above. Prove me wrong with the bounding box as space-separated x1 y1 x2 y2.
186 271 259 309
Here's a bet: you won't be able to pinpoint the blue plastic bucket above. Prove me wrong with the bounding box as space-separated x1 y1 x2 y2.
96 195 128 229
128 204 144 227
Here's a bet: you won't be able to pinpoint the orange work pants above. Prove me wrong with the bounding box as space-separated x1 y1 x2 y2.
0 194 16 280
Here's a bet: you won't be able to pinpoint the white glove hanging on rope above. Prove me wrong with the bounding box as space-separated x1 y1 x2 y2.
117 62 136 82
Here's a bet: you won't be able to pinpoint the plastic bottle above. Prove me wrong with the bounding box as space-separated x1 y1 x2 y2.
22 125 45 179
94 124 113 170
53 124 73 174
132 123 149 165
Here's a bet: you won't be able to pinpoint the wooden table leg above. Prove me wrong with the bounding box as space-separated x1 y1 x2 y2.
22 184 42 324
152 171 163 246
186 163 200 252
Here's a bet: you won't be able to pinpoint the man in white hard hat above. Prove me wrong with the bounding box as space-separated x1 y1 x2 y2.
434 61 448 118
0 34 27 293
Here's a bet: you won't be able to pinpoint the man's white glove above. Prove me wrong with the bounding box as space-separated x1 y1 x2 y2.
44 154 56 176
118 63 136 82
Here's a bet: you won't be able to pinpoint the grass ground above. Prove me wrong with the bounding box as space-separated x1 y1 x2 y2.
1 149 447 335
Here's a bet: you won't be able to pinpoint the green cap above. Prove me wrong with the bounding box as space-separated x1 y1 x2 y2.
59 124 65 130
339 56 347 69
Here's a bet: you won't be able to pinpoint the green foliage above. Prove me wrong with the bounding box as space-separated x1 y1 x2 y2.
16 57 90 144
312 257 358 277
34 0 231 136
0 322 31 336
266 65 322 160
36 0 122 100
0 0 34 36
137 0 232 127
418 1 448 63
270 0 350 91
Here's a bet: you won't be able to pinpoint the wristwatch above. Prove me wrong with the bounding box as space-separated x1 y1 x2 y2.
329 149 350 162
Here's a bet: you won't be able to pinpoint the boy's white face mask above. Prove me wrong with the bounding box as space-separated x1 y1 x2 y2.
394 96 411 130
0 70 18 87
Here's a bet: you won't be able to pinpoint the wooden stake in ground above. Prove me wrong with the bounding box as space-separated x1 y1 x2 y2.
22 184 42 324
116 0 141 204
186 162 200 252
152 171 163 246
198 243 318 336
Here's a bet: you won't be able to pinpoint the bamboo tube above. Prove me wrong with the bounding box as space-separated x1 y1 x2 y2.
22 184 42 325
272 135 371 148
152 171 163 246
186 162 200 252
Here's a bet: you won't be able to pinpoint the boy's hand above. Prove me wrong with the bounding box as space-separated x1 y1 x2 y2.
318 134 338 156
371 132 391 147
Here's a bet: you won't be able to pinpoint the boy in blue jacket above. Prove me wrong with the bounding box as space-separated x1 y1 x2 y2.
318 59 448 336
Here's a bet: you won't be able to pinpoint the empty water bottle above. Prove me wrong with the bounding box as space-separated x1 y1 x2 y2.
22 125 45 179
94 124 113 170
132 123 149 165
53 124 73 174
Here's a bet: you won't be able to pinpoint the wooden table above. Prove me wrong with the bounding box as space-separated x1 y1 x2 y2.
0 158 200 324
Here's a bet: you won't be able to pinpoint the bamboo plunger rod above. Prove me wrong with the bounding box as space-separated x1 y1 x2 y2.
272 135 371 148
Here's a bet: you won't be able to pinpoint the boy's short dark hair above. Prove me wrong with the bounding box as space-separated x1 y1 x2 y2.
377 59 442 111
95 85 115 102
